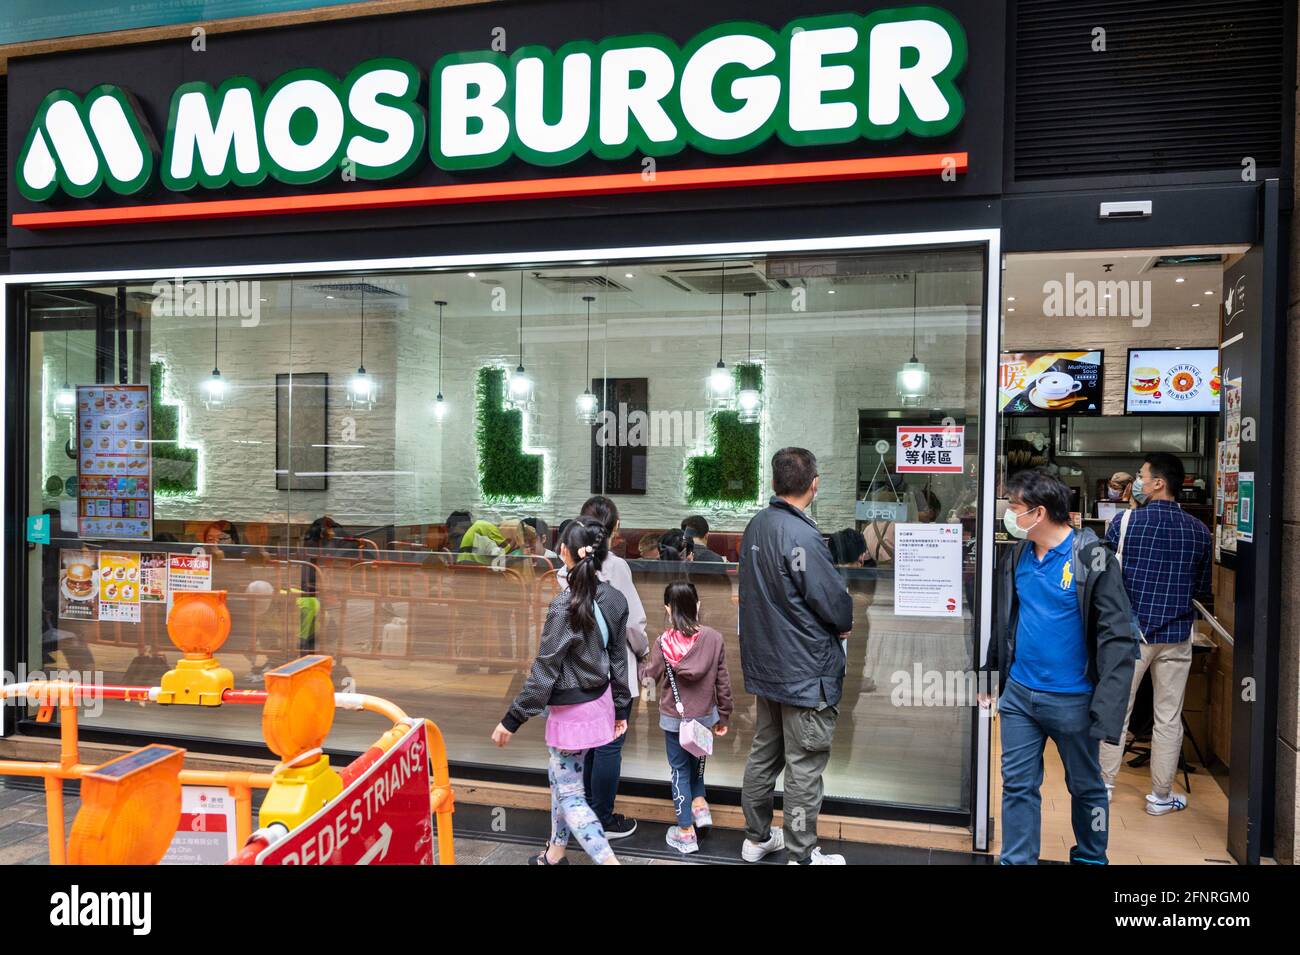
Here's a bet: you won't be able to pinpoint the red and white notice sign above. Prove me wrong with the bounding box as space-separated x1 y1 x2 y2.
896 426 964 474
257 721 433 865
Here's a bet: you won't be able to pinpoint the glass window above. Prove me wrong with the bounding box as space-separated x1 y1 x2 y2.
23 244 986 813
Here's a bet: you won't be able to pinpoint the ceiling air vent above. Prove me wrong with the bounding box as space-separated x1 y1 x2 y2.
526 273 631 293
660 264 775 295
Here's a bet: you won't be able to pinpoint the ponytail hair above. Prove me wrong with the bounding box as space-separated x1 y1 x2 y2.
664 581 700 636
561 516 609 635
657 527 694 562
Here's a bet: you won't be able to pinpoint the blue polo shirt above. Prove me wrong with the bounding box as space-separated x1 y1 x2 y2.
1010 531 1092 694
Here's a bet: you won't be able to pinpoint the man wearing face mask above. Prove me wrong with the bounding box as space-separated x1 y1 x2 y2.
1100 452 1211 815
980 470 1137 864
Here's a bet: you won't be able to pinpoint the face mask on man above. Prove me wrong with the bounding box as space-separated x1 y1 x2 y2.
1132 477 1154 504
1003 506 1041 540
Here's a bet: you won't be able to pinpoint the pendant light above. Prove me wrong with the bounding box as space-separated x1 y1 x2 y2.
202 312 225 409
348 288 375 410
737 291 762 423
507 271 533 408
576 295 599 423
433 299 448 421
54 330 76 415
897 272 930 406
708 262 734 407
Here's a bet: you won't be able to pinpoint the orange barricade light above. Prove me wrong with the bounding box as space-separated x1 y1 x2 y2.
157 591 234 705
258 655 343 831
69 744 184 865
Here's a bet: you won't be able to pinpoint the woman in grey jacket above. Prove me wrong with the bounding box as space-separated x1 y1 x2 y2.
492 518 630 865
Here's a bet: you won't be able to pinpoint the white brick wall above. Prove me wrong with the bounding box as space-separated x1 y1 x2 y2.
39 271 987 537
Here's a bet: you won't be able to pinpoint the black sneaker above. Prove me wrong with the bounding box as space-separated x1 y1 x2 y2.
602 815 637 840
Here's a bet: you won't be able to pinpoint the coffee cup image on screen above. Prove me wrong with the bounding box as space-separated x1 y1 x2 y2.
998 351 1103 414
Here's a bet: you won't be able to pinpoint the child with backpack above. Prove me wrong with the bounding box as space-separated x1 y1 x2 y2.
640 581 732 855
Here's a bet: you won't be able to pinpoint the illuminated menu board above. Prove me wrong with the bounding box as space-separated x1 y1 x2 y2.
75 385 153 540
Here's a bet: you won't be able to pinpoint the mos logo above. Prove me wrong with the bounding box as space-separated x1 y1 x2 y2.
16 86 157 201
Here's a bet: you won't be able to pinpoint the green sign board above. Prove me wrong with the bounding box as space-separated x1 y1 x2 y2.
17 7 967 201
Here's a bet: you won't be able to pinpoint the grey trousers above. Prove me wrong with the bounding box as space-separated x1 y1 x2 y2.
1099 637 1194 798
741 695 839 862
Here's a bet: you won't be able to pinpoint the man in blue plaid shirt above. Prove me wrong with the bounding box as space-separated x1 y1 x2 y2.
1100 452 1211 816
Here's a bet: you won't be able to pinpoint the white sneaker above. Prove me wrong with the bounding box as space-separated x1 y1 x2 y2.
740 828 784 862
788 846 846 865
1145 792 1188 816
665 825 699 855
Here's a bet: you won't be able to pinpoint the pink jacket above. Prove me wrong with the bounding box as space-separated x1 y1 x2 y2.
639 626 733 726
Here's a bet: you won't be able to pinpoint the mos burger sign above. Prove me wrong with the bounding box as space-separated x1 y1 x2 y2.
14 7 967 224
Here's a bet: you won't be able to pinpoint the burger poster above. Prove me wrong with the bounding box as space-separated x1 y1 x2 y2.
57 550 99 622
97 552 142 623
1125 348 1221 414
998 351 1103 415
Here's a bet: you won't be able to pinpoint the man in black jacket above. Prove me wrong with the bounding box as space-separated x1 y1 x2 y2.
738 447 854 866
981 470 1137 864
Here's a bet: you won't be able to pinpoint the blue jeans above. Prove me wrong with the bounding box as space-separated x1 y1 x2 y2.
999 677 1109 865
664 730 707 828
582 729 626 826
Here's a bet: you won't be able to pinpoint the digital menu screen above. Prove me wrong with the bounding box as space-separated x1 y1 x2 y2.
998 351 1104 416
75 384 153 540
1125 348 1221 414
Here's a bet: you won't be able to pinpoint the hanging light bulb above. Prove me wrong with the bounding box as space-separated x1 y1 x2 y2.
348 289 375 410
51 329 78 414
897 273 930 406
708 262 734 408
736 291 762 423
576 295 599 424
433 299 449 422
202 368 226 409
202 314 225 409
508 272 533 408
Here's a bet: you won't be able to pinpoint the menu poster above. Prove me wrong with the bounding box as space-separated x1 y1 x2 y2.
894 523 964 617
141 552 169 604
57 550 99 622
896 426 964 474
167 553 212 609
998 351 1103 415
75 384 153 541
97 552 142 623
1217 378 1242 558
1125 348 1221 414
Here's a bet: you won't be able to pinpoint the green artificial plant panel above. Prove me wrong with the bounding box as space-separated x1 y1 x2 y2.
685 363 762 506
475 366 543 501
151 362 200 495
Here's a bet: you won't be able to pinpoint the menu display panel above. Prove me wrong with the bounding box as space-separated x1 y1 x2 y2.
75 384 153 540
998 351 1103 416
1125 348 1221 414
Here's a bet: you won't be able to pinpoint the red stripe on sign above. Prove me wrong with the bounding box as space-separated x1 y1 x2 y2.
12 153 968 229
179 812 228 832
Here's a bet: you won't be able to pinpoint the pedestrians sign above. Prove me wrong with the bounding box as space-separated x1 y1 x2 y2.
257 721 433 865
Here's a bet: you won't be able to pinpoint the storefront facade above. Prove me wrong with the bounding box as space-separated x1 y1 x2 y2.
1 0 1293 861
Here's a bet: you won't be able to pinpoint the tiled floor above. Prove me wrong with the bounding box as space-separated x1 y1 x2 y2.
989 714 1233 865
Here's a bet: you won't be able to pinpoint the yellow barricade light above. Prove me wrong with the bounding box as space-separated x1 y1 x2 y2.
69 744 185 865
157 590 234 706
258 655 342 831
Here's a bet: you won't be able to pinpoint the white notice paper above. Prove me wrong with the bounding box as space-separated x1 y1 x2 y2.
893 523 964 617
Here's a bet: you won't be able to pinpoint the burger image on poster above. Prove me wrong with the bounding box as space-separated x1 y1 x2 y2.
1131 366 1160 394
64 561 95 600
